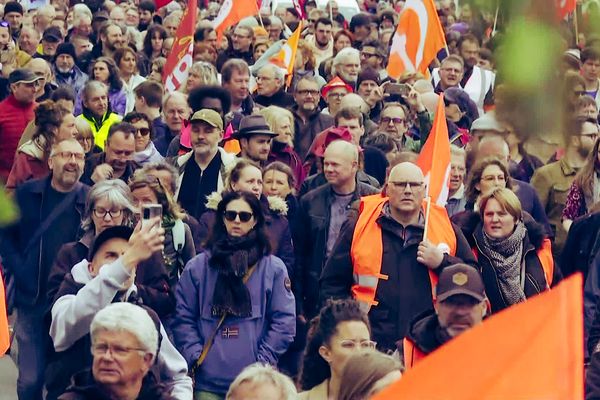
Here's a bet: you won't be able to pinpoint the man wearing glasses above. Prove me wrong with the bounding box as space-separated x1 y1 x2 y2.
320 162 476 353
0 69 42 182
216 25 254 72
0 138 89 400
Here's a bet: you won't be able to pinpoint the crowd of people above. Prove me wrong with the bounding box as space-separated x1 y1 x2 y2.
0 0 598 398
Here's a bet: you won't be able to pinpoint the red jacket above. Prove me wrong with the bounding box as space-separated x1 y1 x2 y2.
0 95 36 181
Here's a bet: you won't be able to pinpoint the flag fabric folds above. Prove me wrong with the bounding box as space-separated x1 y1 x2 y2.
416 93 451 207
270 22 303 86
162 0 197 92
386 0 446 79
211 0 259 42
373 274 584 400
0 271 9 356
556 0 576 20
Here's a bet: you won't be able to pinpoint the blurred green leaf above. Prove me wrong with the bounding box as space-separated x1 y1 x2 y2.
0 186 18 227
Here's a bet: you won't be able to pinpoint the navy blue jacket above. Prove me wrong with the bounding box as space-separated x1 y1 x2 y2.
0 176 88 307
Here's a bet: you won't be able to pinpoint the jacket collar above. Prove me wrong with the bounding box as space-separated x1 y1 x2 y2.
559 157 579 176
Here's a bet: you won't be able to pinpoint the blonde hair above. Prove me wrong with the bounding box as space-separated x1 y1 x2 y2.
478 187 523 222
182 61 219 93
258 106 295 140
226 363 296 400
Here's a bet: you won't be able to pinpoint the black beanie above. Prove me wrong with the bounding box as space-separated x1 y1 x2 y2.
4 1 23 15
357 67 381 87
55 42 76 60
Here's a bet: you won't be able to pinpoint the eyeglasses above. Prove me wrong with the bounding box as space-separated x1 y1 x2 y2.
135 127 151 136
93 208 123 219
224 210 254 222
52 151 85 160
388 181 424 190
297 89 319 96
381 117 406 125
574 90 587 97
327 92 346 99
339 340 377 350
91 343 146 358
232 33 250 40
360 51 379 58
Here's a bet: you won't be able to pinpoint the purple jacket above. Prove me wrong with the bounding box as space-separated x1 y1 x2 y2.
172 252 295 394
74 87 127 117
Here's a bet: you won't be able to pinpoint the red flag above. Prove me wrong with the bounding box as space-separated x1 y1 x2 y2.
292 0 306 20
154 0 172 9
162 0 197 92
373 274 584 400
556 0 576 20
387 0 446 79
416 93 451 206
211 0 259 42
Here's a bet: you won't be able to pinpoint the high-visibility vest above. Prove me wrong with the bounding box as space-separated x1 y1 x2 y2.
350 194 458 313
403 337 427 369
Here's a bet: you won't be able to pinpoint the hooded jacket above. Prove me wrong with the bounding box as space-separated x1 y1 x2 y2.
172 251 296 395
452 211 562 313
197 192 295 277
6 138 50 191
48 258 192 400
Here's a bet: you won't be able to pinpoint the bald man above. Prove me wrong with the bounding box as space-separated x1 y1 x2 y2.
296 140 379 320
320 162 476 352
475 136 552 236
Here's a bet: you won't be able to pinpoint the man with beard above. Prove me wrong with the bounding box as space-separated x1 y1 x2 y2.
332 47 361 90
81 122 140 185
292 76 334 159
138 0 156 32
76 80 122 150
173 109 236 220
531 116 598 257
402 264 488 368
234 114 278 165
0 138 89 400
34 26 63 62
53 42 88 95
307 17 333 66
93 22 124 59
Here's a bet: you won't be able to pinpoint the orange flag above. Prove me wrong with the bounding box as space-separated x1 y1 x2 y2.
270 21 303 86
416 93 451 207
373 274 584 400
211 0 259 42
386 0 446 79
556 0 576 20
0 271 9 355
162 0 197 92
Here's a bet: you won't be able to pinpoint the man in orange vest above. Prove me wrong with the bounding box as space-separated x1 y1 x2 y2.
320 162 477 352
403 263 488 369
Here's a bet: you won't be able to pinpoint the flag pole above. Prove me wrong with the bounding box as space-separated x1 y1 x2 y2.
574 9 579 44
257 11 265 29
423 196 432 242
492 0 499 36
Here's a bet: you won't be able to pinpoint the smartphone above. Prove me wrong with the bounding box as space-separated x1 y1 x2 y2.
142 204 162 228
385 83 411 97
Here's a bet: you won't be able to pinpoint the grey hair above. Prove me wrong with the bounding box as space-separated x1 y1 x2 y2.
259 63 285 85
82 80 108 102
162 91 188 112
450 144 466 160
90 303 159 362
226 363 297 400
332 47 360 76
140 161 179 194
258 106 294 139
81 179 136 233
72 3 93 20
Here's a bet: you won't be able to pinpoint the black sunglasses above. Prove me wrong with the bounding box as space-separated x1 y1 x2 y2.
223 210 253 222
136 127 151 136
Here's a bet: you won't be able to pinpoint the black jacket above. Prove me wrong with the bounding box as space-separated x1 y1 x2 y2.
253 87 295 109
216 48 254 72
588 350 600 400
58 369 173 400
0 176 88 307
319 204 477 352
452 211 562 313
295 181 379 318
292 106 334 160
80 152 140 186
300 170 380 197
404 309 450 358
47 236 174 317
560 211 600 280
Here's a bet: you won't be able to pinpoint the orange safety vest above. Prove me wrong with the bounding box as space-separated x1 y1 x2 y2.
402 337 427 370
350 194 458 312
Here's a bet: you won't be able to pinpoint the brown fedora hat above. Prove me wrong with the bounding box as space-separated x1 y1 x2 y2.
233 115 278 140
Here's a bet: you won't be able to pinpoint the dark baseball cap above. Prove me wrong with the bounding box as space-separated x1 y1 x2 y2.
436 264 486 302
8 69 42 85
88 225 133 261
43 26 63 42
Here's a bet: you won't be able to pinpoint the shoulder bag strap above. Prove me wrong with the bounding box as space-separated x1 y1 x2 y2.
190 263 258 375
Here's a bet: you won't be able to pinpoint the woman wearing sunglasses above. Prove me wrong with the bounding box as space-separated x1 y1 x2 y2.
173 190 296 399
123 111 163 165
198 159 295 277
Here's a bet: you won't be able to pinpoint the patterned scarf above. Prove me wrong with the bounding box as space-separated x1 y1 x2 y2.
480 221 527 305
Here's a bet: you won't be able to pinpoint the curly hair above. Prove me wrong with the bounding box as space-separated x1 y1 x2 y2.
33 100 72 156
298 299 371 391
89 57 123 92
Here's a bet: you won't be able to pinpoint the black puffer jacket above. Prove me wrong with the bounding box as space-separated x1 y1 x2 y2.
452 211 562 313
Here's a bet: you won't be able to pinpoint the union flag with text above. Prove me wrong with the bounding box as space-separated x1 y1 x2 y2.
162 0 197 92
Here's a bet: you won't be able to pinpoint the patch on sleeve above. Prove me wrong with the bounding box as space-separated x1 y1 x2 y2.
284 277 292 292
